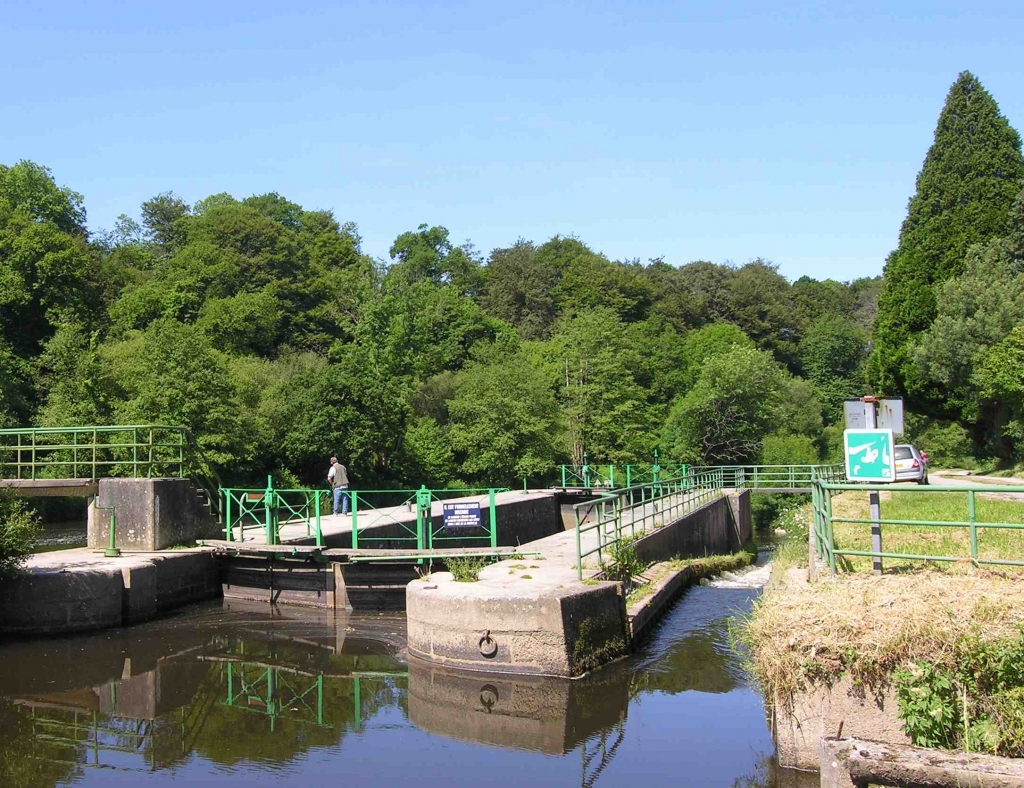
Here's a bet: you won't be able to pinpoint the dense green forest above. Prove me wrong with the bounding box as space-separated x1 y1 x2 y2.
1 70 1022 490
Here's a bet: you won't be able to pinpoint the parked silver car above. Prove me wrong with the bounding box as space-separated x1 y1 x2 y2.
894 443 928 484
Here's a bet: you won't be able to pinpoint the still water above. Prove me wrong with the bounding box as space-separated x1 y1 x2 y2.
0 568 791 788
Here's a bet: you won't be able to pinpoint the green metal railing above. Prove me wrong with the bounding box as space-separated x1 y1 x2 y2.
0 424 222 518
221 481 505 551
811 480 1024 574
556 460 688 490
221 478 324 546
689 464 845 490
351 486 503 552
573 470 725 580
558 463 618 489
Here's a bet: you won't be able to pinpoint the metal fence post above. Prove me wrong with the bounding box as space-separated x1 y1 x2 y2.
351 492 359 549
265 475 275 546
489 488 497 549
869 489 882 576
314 490 322 547
224 490 233 541
968 490 978 567
416 485 431 551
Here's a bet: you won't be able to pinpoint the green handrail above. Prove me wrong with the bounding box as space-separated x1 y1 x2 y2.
0 424 223 520
573 471 718 580
811 480 1024 573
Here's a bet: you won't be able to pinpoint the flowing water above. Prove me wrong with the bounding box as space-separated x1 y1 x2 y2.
0 545 808 788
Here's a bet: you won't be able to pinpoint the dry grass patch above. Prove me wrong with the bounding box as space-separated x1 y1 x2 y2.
743 568 1024 711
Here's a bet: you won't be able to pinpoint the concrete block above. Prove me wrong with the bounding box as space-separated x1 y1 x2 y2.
88 478 220 552
407 580 629 677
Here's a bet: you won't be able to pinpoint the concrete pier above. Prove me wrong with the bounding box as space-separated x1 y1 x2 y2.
407 490 751 677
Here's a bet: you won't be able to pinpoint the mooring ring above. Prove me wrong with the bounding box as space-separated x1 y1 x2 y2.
478 630 498 658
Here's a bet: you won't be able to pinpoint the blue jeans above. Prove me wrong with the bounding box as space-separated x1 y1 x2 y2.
333 486 349 515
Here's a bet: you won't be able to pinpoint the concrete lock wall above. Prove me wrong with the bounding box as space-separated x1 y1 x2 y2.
406 490 752 678
347 494 565 551
87 477 221 551
407 581 630 677
775 676 910 770
630 490 751 565
0 552 220 636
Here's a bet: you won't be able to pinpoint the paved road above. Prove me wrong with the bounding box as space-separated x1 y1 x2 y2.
930 471 1024 501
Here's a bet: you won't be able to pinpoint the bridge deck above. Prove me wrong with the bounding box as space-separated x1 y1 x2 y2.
0 478 98 496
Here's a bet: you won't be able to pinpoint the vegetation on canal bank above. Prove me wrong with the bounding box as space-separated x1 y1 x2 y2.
743 493 1024 756
0 490 38 576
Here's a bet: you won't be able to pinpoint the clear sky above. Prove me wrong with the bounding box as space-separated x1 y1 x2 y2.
3 0 1022 281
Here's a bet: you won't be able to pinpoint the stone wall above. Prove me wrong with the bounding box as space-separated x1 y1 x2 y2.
87 477 221 552
0 551 220 636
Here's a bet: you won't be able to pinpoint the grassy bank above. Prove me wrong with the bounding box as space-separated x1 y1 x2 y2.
626 549 755 607
743 494 1024 756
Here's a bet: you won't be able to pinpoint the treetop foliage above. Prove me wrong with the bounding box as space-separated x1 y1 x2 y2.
0 166 879 486
873 71 1024 394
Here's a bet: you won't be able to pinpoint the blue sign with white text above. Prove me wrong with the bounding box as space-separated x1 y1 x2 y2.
442 501 482 530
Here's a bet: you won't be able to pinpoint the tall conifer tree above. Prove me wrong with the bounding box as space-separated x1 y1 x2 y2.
871 71 1024 394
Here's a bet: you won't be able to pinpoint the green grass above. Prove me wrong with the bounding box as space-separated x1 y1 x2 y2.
829 490 1024 573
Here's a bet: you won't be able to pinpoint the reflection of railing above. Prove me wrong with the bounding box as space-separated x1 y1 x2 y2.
218 658 408 733
0 424 223 519
224 662 328 732
573 471 724 580
581 720 626 788
812 480 1024 574
22 705 159 772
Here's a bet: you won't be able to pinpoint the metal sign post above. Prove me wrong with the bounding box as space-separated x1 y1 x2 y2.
865 403 883 577
844 397 895 576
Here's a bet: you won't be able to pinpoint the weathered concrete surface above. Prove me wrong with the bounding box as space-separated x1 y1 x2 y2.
87 477 220 551
775 675 910 770
630 492 750 565
407 661 628 753
820 736 1024 788
0 548 220 636
407 490 752 676
408 576 629 677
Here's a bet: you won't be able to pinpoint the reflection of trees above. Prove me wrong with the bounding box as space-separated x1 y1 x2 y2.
637 620 744 695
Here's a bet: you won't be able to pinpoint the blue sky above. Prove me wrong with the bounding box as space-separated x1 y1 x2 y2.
3 1 1022 280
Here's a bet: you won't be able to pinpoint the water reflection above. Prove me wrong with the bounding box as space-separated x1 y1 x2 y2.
0 586 781 788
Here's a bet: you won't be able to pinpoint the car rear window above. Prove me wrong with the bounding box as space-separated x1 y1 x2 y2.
894 446 913 459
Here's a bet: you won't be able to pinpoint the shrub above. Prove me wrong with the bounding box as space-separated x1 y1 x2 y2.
914 420 975 468
0 490 39 577
445 556 487 582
